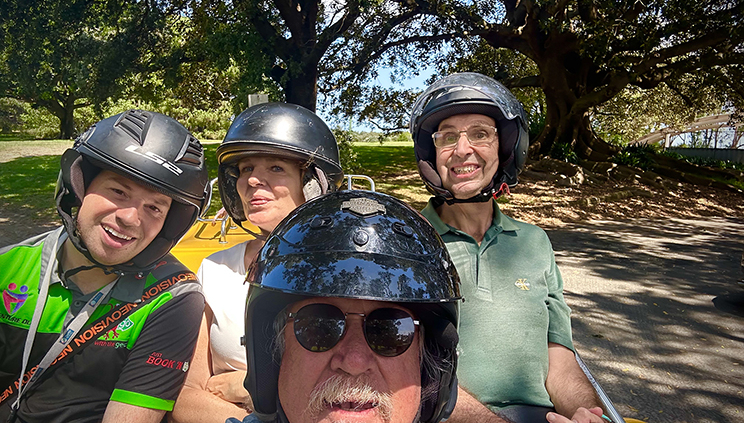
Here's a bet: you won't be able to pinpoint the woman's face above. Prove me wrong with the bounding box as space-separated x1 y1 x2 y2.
235 156 305 233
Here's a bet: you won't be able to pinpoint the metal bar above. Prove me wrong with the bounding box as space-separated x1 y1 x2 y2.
345 174 376 191
575 352 625 423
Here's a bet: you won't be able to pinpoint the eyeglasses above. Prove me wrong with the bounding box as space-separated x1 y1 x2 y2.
432 125 498 149
287 303 420 357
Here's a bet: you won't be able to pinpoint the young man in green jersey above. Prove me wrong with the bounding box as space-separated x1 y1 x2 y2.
0 110 210 423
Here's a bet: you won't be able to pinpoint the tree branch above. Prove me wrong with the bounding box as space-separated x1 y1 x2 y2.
236 0 290 61
328 31 461 90
632 30 730 75
366 118 407 132
502 75 541 88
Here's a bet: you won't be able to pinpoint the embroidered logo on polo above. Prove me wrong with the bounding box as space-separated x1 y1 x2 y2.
3 283 29 314
514 278 530 290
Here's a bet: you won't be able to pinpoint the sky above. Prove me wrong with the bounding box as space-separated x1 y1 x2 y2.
319 66 436 133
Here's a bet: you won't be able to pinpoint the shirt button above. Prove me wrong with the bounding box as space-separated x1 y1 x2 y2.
74 301 83 307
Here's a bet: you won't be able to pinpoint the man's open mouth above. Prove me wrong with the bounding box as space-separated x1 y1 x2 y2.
453 165 478 174
104 225 133 241
331 400 377 412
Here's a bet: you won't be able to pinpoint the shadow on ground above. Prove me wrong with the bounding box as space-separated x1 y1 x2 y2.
547 218 744 423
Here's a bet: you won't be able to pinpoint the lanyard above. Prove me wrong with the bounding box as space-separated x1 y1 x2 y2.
10 229 117 413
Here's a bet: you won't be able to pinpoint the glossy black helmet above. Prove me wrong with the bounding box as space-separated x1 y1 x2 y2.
410 72 529 203
244 190 461 423
217 102 343 225
55 110 211 273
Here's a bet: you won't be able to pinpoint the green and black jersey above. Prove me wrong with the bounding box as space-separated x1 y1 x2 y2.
0 228 205 423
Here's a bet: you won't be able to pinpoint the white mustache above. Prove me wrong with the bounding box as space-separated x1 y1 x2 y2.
306 374 394 422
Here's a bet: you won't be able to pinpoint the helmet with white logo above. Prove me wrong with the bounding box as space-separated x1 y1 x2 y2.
55 110 211 273
409 72 529 203
217 102 343 229
244 190 461 423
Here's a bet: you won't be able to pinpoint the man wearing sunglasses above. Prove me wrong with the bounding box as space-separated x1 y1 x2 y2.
409 73 606 423
229 190 464 423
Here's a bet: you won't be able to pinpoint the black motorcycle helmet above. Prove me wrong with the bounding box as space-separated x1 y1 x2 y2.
55 110 211 273
409 72 529 203
244 190 461 423
217 102 343 230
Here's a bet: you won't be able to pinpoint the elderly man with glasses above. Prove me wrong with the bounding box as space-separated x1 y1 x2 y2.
408 73 606 423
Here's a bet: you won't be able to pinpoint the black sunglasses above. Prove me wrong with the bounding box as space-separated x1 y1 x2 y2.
287 303 420 357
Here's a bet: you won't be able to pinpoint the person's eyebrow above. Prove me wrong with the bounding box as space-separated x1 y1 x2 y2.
438 120 495 130
112 175 171 207
151 195 172 208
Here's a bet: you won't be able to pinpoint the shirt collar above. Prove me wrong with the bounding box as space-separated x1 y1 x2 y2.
421 199 450 236
421 197 520 235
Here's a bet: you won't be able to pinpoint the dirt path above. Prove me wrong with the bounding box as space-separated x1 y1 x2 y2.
549 218 744 423
0 140 72 163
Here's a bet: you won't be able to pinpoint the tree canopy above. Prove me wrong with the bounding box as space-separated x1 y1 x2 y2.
343 0 744 160
0 0 169 138
181 0 445 112
3 0 742 156
473 0 744 160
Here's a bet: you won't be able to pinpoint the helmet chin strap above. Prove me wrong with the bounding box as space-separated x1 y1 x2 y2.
275 400 289 423
63 226 128 279
235 220 269 241
57 202 130 278
440 182 510 205
63 264 119 282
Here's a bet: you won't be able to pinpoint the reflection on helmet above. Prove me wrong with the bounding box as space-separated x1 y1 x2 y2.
55 110 210 273
217 103 343 225
409 72 529 203
244 190 461 423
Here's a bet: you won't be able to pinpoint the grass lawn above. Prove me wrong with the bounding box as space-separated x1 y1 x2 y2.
0 155 62 222
352 143 430 209
0 133 39 141
0 140 430 225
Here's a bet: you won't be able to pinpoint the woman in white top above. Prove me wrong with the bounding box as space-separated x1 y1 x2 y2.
170 102 343 423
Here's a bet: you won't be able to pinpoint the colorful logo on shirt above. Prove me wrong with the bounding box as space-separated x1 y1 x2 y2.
98 317 135 342
3 283 30 314
514 278 531 291
117 317 134 331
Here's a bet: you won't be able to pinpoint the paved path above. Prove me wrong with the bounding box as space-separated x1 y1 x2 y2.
547 218 744 423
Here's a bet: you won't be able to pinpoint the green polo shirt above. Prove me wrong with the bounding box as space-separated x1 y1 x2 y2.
421 199 573 410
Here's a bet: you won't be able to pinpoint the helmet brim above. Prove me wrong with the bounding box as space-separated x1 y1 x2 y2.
217 142 315 167
252 251 461 303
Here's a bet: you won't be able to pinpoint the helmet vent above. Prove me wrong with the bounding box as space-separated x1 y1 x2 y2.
178 135 204 166
116 110 151 145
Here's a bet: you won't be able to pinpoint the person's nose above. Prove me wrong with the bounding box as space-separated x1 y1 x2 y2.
115 203 141 228
247 168 267 187
329 318 375 376
452 131 474 157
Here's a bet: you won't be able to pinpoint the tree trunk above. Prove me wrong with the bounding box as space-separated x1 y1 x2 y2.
282 65 319 112
732 129 741 149
60 101 76 139
529 71 618 161
38 95 77 139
